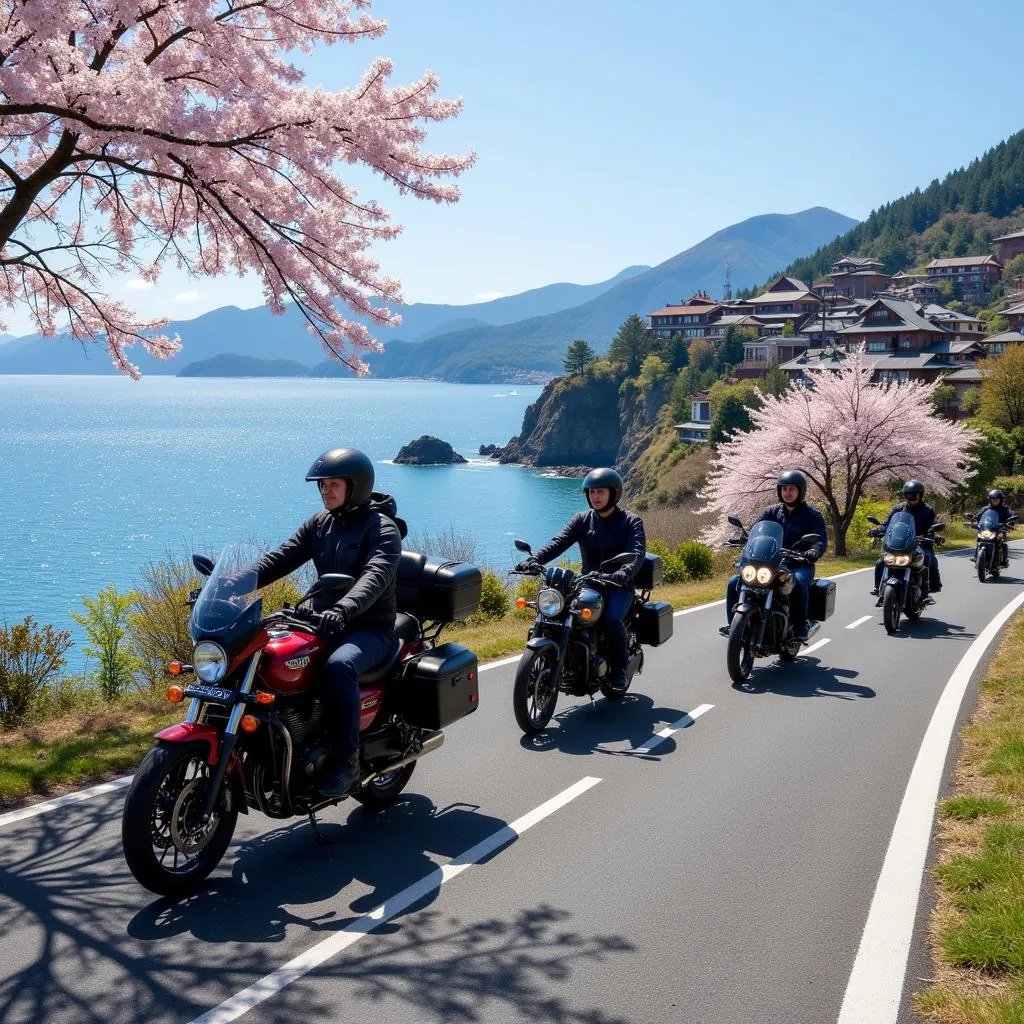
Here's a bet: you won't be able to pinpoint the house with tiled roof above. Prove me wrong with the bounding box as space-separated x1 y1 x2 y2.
1000 300 1024 332
748 275 822 328
925 255 1002 296
994 229 1024 264
648 292 722 339
823 255 890 299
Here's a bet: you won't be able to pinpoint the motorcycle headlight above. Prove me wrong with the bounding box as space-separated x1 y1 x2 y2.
755 566 775 585
883 552 896 565
537 588 565 617
894 554 911 566
193 641 228 682
979 530 996 540
740 564 757 584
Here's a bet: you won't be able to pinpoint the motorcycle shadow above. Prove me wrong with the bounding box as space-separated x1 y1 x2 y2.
127 794 510 942
519 693 690 760
732 658 875 701
877 617 974 642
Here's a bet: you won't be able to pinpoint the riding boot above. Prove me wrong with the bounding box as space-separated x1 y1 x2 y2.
318 751 361 798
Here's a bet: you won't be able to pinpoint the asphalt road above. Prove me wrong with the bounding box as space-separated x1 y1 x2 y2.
2 543 1023 1024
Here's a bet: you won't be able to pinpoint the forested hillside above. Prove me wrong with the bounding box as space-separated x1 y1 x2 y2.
748 129 1024 288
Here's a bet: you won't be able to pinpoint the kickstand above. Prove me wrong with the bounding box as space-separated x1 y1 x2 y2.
308 810 330 845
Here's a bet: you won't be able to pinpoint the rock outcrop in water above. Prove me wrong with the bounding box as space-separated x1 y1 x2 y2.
394 435 468 466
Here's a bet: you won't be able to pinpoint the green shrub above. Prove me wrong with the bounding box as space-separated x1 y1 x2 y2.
647 540 689 583
72 584 139 700
512 574 541 619
674 540 714 580
476 570 509 621
848 496 892 556
0 616 73 729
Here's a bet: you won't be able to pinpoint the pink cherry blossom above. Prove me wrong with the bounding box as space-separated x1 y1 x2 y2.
698 348 980 554
0 0 474 377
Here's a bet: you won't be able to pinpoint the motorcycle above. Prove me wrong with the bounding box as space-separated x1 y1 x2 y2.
121 540 482 896
722 515 835 684
508 542 673 735
866 512 944 634
966 508 1016 582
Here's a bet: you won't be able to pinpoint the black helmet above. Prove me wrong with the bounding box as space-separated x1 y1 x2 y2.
776 469 807 504
989 489 1004 503
582 467 623 509
305 448 374 507
902 479 925 499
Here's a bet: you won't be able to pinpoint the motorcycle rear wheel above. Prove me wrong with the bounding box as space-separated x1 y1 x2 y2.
977 548 989 583
121 740 238 896
882 587 901 634
353 761 416 811
726 611 756 682
513 648 559 734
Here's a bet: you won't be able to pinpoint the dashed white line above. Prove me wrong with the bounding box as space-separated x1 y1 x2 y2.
802 638 831 656
846 615 873 630
0 777 131 828
633 704 715 754
186 775 603 1024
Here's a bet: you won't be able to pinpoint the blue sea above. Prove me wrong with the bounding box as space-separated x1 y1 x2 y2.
0 376 584 657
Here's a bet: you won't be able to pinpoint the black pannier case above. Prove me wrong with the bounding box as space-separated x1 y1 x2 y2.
396 550 482 622
808 578 836 621
402 642 479 730
633 553 663 591
636 600 673 646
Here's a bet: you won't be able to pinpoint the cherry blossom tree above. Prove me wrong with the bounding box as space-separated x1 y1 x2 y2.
698 348 980 555
0 0 473 377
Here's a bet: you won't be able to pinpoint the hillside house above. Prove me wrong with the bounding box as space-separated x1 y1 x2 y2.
648 292 721 339
748 275 822 329
674 391 712 444
925 255 1002 296
994 229 1024 265
821 255 890 299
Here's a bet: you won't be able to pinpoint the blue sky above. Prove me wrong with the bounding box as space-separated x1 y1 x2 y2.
10 0 1024 333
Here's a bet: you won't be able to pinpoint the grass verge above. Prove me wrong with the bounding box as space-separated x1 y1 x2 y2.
913 608 1024 1022
0 547 941 812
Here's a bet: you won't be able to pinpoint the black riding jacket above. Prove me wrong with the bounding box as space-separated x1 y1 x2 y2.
881 500 936 537
254 493 402 633
533 506 646 587
754 502 828 561
977 502 1013 525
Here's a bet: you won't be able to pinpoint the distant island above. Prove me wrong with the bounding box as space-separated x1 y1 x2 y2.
178 353 312 377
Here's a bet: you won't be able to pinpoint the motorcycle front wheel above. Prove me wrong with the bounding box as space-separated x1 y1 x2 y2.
512 648 559 734
977 547 989 583
882 587 902 635
726 611 756 682
121 740 238 896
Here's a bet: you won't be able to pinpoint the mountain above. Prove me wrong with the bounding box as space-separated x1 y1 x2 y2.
355 207 858 381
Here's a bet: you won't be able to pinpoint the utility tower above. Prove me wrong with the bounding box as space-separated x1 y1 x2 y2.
723 263 732 301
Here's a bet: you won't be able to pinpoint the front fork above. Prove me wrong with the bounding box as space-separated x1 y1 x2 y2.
198 652 261 823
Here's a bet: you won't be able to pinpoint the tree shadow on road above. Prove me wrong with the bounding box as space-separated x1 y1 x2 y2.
732 658 876 701
517 693 691 760
0 793 633 1024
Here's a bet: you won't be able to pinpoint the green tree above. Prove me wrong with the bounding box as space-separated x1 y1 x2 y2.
688 337 714 373
0 617 73 729
781 319 796 338
670 365 703 420
986 316 1010 336
562 338 596 375
930 383 957 414
761 365 791 396
639 353 668 385
955 419 1017 502
714 324 746 373
72 583 139 699
980 347 1024 431
607 314 654 376
659 335 689 372
709 393 753 445
959 386 982 417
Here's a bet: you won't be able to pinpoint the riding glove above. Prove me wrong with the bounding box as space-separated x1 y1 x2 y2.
319 608 348 639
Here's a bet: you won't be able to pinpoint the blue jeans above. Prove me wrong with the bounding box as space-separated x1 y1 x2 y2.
601 585 634 676
325 628 395 756
726 566 815 635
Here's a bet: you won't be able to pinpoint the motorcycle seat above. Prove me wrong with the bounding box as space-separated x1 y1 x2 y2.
357 636 402 684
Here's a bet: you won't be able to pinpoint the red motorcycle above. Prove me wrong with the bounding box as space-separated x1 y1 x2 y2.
121 541 482 896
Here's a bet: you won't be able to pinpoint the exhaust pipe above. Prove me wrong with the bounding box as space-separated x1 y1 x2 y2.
361 730 445 786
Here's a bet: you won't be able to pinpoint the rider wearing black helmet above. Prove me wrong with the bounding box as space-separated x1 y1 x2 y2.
722 469 828 642
977 488 1013 567
870 479 941 602
252 448 402 797
516 467 646 692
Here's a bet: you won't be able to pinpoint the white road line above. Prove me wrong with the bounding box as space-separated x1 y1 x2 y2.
186 775 602 1024
479 654 521 672
837 588 1024 1024
846 615 873 630
633 704 715 754
802 638 831 655
0 776 131 828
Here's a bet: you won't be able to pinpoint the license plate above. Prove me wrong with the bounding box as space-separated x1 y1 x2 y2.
183 684 236 704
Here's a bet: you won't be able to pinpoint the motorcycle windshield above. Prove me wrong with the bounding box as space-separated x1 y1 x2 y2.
978 508 1001 531
190 541 264 640
742 520 784 565
883 511 917 553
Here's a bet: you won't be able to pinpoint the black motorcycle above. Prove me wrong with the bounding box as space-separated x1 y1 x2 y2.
867 512 944 634
723 515 835 683
966 508 1016 582
509 542 672 735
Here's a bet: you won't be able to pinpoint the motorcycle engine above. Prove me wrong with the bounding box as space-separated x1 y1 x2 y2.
277 696 324 748
590 655 609 679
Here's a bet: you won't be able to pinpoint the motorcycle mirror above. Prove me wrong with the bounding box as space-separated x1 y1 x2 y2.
193 553 215 576
865 515 880 526
514 539 532 553
797 533 821 548
727 515 744 530
932 522 945 531
305 573 355 599
600 552 634 572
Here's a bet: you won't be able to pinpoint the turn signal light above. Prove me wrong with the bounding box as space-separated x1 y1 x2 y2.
515 597 527 609
168 661 182 676
240 715 259 733
166 684 185 704
253 691 275 705
580 607 593 620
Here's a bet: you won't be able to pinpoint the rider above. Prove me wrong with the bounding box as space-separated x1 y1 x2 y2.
515 467 646 692
252 448 402 798
976 488 1014 568
721 470 828 642
869 479 941 604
